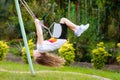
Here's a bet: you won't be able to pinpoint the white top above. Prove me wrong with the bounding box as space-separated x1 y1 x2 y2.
37 39 67 53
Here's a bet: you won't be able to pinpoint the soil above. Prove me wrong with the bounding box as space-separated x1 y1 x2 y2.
5 53 120 72
5 53 23 63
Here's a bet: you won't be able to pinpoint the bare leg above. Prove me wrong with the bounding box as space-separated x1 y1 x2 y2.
34 19 44 45
60 18 78 32
60 18 89 37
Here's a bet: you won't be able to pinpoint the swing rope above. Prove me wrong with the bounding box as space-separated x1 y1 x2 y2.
20 0 36 19
19 0 53 37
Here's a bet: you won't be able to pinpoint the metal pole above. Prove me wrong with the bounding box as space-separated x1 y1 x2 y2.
14 0 35 75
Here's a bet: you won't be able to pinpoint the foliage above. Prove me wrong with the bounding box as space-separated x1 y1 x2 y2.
58 41 75 66
116 43 120 64
95 0 120 41
8 39 23 56
104 42 120 64
96 0 106 10
74 49 83 62
117 43 120 47
104 42 116 64
91 42 111 69
0 0 18 40
22 39 35 63
0 41 9 61
9 47 20 56
116 56 120 64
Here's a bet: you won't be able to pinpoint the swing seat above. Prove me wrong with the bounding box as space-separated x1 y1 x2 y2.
49 23 68 39
52 23 62 38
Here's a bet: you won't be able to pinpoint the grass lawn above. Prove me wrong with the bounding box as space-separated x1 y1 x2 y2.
0 61 120 80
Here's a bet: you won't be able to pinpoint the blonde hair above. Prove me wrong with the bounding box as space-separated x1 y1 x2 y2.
35 53 65 67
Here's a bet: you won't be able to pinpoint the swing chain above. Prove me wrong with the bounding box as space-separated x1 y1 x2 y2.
19 0 55 37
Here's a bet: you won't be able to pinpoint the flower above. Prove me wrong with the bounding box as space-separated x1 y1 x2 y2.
117 43 120 48
0 41 9 61
92 49 98 54
98 47 105 52
97 42 104 47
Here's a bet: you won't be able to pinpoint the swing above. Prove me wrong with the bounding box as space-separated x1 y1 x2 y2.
19 0 67 39
17 0 65 68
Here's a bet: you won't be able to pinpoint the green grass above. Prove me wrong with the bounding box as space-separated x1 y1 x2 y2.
0 61 120 80
0 71 100 80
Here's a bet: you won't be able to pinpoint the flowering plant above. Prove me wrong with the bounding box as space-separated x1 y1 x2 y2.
91 42 111 69
117 43 120 48
58 41 75 65
22 39 35 63
0 41 9 61
116 43 120 64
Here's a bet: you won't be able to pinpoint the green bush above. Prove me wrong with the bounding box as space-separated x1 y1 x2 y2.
8 40 23 56
58 41 75 66
116 56 120 64
117 43 120 47
74 50 83 62
91 42 111 69
116 43 120 64
0 41 9 61
105 42 116 64
22 39 35 63
9 47 20 56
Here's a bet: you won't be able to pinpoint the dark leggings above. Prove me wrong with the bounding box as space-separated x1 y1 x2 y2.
58 23 68 39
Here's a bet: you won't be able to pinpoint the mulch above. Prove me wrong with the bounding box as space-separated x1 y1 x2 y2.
5 53 23 63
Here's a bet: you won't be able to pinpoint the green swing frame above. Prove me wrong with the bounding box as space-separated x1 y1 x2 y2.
14 0 35 75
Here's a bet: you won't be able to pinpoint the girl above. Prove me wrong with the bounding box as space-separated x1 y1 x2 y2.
33 18 89 67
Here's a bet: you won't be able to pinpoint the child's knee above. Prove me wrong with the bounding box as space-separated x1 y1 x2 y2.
60 17 67 23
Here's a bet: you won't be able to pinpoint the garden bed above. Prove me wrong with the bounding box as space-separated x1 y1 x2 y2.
71 62 120 72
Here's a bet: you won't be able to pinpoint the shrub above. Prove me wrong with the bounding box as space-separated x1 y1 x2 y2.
116 56 120 64
117 43 120 47
116 43 120 64
0 41 9 61
91 42 111 69
8 39 23 56
74 50 83 62
22 39 35 63
58 41 75 66
105 42 116 64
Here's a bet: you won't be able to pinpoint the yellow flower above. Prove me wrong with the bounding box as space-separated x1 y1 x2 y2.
0 41 9 57
92 49 98 54
22 47 26 54
97 42 104 47
117 43 120 48
116 56 120 63
98 47 105 52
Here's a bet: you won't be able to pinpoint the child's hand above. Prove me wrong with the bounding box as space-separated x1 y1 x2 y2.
34 18 40 23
